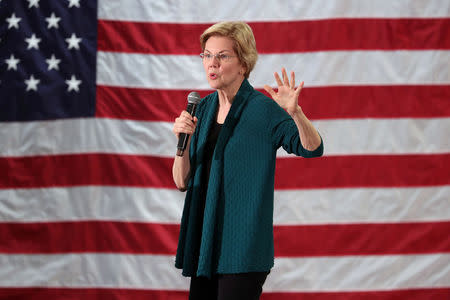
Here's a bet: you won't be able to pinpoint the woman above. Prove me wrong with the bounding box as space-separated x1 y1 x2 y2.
172 21 323 300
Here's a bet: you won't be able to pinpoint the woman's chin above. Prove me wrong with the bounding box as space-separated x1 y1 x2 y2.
208 81 221 90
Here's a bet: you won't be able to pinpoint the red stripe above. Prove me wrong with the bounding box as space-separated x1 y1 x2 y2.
97 19 450 54
95 85 450 121
1 221 449 255
0 154 175 189
1 154 448 189
0 288 188 300
1 288 448 300
274 222 450 256
275 154 450 189
261 289 450 300
0 221 179 254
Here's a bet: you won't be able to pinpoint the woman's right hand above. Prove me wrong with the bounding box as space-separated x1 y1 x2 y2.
172 111 198 191
173 111 198 140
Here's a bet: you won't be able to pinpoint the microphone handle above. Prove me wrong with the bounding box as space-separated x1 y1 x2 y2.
176 103 198 156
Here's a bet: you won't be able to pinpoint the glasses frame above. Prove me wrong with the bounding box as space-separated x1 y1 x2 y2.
199 52 237 62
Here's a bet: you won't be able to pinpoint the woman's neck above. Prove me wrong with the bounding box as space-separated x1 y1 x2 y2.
217 77 244 106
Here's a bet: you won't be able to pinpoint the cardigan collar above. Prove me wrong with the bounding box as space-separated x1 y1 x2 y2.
196 78 254 163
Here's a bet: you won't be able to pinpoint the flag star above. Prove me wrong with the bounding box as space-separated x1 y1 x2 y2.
25 34 41 50
5 54 20 70
65 33 82 50
6 13 21 29
46 54 61 71
45 12 61 29
68 0 80 8
25 75 40 91
66 75 82 92
27 0 40 8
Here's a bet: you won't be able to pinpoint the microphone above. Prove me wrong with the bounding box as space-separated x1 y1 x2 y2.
176 91 201 156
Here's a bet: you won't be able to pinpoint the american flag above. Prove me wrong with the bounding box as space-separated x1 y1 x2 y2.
0 0 449 299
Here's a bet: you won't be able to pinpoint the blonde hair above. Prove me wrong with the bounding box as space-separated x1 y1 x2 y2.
200 21 258 79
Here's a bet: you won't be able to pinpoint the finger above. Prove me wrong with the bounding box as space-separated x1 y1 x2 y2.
180 110 193 120
274 72 283 87
180 113 196 125
173 129 179 139
263 84 277 98
281 68 289 86
290 71 295 89
192 117 198 128
174 123 195 135
175 116 195 130
175 117 190 128
294 81 304 98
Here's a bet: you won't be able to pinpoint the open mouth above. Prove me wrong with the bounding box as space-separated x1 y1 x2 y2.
209 73 218 80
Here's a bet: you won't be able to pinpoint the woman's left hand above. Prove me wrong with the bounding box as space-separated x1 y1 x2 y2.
264 68 304 115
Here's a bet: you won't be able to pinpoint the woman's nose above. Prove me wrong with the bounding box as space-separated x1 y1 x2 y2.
207 55 220 67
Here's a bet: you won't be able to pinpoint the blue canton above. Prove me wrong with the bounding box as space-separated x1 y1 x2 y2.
0 0 97 121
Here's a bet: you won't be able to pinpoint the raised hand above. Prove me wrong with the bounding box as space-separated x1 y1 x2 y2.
263 67 304 115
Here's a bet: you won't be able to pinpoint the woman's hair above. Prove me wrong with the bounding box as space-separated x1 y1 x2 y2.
200 21 258 79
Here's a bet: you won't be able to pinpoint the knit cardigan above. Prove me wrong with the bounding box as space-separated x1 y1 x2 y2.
175 79 323 278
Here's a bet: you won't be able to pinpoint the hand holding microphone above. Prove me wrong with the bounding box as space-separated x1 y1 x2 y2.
173 92 201 156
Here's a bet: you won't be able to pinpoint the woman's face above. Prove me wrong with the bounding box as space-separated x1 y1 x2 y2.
202 36 245 92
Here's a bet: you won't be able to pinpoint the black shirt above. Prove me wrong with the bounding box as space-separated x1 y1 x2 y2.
193 120 223 271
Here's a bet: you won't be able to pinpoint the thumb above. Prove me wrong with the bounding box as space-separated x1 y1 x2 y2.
263 84 276 99
294 81 304 98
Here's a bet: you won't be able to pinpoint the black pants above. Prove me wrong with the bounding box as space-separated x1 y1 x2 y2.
189 272 269 300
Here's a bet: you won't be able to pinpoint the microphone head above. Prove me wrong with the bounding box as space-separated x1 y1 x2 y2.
187 91 201 104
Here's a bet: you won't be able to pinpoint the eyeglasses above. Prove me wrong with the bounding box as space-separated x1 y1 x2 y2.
200 53 236 62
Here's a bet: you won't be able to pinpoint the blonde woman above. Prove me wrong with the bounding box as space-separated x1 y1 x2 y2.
172 21 323 300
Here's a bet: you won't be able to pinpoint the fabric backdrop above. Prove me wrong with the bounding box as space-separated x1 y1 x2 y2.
0 0 449 299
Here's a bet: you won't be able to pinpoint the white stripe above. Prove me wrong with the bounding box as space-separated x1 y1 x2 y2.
0 118 176 157
97 51 450 89
98 0 450 22
280 118 450 156
0 253 189 290
274 187 450 225
1 118 449 157
267 254 450 292
0 187 184 224
0 253 448 291
1 186 448 225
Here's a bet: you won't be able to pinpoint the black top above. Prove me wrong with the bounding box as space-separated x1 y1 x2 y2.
193 120 223 271
201 121 223 191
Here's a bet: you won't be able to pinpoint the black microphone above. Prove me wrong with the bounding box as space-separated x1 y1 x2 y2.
176 91 201 156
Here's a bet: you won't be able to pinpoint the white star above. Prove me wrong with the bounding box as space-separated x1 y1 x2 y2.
45 12 61 29
6 13 21 29
25 33 41 50
5 54 20 70
25 75 40 91
27 0 40 8
65 75 82 92
45 54 61 71
68 0 80 8
65 33 82 50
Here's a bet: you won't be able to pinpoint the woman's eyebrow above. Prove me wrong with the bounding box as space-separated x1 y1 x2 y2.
204 49 233 54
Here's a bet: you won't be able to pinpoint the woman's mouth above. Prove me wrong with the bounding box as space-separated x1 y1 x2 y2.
209 73 218 80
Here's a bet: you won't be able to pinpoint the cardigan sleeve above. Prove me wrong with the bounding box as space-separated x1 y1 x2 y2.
269 100 323 158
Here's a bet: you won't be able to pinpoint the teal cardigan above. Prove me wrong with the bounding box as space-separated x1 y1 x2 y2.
175 79 323 278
